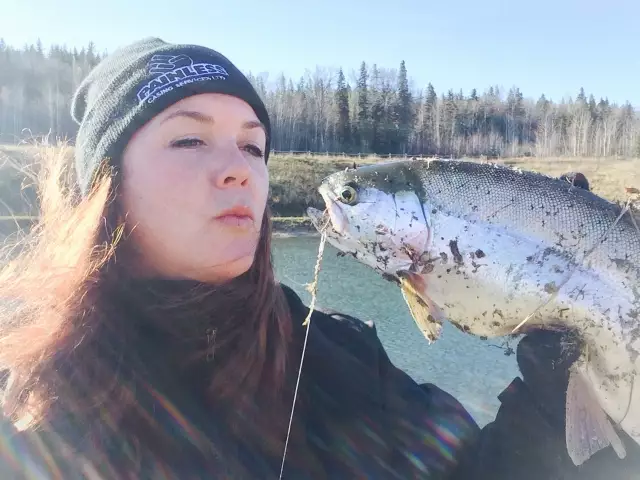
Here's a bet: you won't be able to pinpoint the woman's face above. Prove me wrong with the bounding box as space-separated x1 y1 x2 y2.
120 93 269 284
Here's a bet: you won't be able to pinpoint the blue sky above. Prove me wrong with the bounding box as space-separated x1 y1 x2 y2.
2 0 639 105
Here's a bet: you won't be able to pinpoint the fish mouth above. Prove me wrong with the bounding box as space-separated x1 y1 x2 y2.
307 185 349 236
307 207 331 232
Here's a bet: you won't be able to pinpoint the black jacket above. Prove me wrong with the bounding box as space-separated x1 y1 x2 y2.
0 283 638 479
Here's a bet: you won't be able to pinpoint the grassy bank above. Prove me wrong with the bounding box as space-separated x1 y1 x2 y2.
269 153 640 218
271 216 316 236
267 153 379 216
1 145 639 237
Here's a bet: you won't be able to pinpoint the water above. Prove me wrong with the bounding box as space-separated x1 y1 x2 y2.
272 236 522 427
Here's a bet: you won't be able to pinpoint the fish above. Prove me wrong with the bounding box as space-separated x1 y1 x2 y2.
306 158 640 466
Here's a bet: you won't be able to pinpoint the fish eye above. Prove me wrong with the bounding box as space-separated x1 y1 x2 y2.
338 185 357 204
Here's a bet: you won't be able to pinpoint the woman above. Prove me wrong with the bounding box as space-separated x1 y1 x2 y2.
0 37 637 479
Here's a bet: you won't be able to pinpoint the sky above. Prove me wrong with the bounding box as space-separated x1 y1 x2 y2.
2 0 640 105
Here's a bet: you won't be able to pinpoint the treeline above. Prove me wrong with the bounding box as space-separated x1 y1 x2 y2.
0 40 104 144
1 39 639 158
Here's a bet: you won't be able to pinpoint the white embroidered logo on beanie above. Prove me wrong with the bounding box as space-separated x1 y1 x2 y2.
137 53 229 105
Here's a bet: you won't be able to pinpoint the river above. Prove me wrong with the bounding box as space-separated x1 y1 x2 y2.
272 236 522 427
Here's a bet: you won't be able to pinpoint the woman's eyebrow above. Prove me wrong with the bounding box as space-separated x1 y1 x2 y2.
160 111 266 136
242 120 267 135
160 110 215 125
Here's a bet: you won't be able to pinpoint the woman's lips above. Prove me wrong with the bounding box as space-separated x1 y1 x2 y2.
214 206 255 229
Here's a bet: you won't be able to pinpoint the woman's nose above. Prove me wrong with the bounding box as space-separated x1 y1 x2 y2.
212 146 252 188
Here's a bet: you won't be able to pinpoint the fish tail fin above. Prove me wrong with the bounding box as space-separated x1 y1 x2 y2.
565 363 627 465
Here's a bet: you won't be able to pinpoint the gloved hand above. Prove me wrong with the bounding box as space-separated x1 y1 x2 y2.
516 328 582 429
451 329 588 480
513 328 640 477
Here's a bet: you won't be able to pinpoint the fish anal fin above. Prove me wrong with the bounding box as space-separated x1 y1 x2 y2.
565 364 627 466
398 271 443 344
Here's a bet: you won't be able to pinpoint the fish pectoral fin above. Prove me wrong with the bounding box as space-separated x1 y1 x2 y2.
565 364 627 466
398 271 443 344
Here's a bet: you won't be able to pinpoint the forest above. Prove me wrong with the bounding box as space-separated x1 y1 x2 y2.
0 39 638 158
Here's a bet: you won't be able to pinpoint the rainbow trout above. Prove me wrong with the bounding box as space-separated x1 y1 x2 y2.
307 159 640 466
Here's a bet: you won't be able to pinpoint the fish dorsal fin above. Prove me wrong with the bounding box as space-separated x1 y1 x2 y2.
565 363 627 465
398 272 443 344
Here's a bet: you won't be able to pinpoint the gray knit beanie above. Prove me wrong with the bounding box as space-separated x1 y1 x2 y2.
70 37 271 195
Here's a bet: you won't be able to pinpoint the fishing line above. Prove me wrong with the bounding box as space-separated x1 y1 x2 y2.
623 188 640 235
618 375 635 426
279 210 329 479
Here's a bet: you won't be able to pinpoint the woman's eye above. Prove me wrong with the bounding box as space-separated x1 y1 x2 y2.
243 144 265 158
170 138 205 148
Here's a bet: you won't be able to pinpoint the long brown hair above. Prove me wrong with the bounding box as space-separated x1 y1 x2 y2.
0 143 296 473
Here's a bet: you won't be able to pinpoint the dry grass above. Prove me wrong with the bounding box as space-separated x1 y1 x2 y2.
1 145 639 221
487 156 640 203
269 154 640 216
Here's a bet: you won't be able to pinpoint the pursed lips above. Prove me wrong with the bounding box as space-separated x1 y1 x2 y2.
214 205 256 228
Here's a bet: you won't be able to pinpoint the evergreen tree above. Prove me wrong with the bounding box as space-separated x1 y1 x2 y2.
394 60 412 152
335 68 350 150
356 61 369 150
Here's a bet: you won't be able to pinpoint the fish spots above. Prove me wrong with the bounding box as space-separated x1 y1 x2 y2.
555 233 567 247
382 273 400 285
448 239 464 265
471 261 483 274
421 263 435 274
475 249 486 258
627 339 639 364
375 224 388 235
376 255 390 269
401 244 420 263
569 284 587 301
451 321 472 334
610 257 635 273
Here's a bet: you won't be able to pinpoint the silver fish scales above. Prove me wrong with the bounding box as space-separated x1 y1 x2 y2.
307 158 640 466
